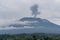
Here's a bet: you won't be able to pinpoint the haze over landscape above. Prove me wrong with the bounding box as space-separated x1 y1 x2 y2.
0 0 60 31
1 0 60 40
0 0 60 40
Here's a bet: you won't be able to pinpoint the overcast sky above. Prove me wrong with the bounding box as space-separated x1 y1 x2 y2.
0 0 60 25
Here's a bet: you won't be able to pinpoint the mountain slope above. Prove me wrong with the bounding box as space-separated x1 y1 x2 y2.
0 17 60 34
9 17 60 27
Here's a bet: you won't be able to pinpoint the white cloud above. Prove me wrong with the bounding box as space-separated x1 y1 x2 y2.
0 26 34 30
0 0 60 25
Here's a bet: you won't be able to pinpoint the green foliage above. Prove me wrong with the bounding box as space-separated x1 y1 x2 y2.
0 33 60 40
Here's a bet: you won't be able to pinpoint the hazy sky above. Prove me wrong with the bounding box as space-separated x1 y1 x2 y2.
0 0 60 25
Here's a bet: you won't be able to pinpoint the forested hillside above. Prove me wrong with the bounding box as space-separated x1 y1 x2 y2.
0 33 60 40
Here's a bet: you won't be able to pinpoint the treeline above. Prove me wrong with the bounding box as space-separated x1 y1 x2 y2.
0 33 60 40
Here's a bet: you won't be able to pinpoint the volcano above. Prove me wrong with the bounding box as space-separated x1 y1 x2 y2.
0 17 60 34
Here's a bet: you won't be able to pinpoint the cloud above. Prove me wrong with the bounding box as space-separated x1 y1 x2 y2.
0 26 34 30
0 0 59 19
0 0 60 25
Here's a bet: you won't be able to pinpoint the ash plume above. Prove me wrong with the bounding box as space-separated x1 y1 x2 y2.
30 4 40 18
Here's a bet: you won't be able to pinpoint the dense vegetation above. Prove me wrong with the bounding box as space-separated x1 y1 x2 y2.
0 33 60 40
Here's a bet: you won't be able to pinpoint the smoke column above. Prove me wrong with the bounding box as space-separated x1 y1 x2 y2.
30 4 40 18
